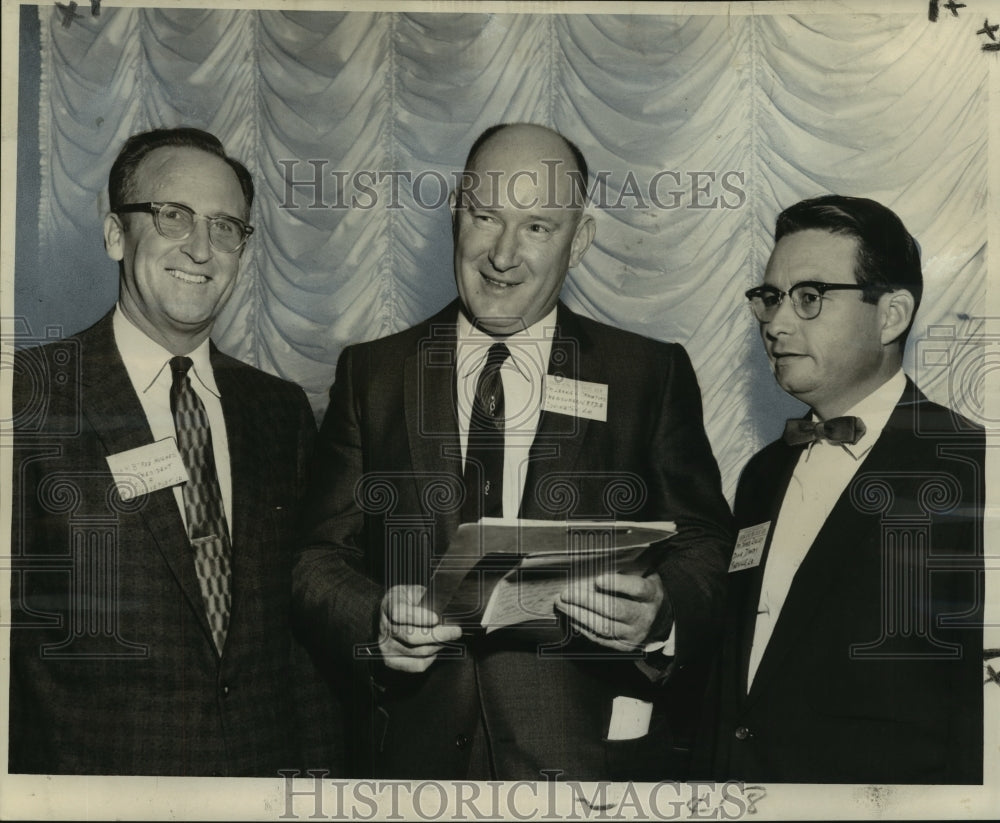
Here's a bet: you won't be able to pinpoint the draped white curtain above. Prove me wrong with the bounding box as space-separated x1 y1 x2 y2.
33 7 988 498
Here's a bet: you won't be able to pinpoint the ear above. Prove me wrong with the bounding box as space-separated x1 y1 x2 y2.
104 213 125 262
878 289 916 346
569 213 596 268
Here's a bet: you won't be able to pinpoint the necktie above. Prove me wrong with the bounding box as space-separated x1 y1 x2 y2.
461 342 511 523
782 416 866 447
169 356 232 654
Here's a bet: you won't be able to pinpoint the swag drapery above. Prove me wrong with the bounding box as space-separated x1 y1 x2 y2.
28 6 987 497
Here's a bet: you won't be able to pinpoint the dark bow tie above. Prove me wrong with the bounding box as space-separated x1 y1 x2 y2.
783 416 866 447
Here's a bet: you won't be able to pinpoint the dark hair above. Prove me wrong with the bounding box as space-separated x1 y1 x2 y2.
775 195 922 306
462 123 589 206
108 127 254 217
775 195 922 343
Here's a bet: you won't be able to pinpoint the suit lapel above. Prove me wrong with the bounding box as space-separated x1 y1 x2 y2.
78 313 216 649
519 303 595 518
404 305 464 543
211 347 260 651
733 442 800 699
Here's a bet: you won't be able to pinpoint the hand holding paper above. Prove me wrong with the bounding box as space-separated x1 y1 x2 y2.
378 584 462 673
556 571 664 651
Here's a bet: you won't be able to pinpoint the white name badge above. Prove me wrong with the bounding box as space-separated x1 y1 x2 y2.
728 521 771 573
542 375 609 422
106 438 189 501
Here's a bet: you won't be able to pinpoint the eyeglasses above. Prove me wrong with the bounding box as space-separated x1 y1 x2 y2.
116 201 254 254
745 281 869 322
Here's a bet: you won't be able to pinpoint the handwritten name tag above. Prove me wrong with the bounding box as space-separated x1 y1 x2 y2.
106 438 188 501
542 375 609 422
728 522 771 572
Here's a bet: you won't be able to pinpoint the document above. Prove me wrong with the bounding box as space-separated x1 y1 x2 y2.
424 518 676 630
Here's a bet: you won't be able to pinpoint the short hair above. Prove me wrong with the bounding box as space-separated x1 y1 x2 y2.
461 123 589 206
774 195 923 314
108 127 254 218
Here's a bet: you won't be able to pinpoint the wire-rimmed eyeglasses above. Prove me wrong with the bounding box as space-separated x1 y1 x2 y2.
116 201 254 254
745 281 868 322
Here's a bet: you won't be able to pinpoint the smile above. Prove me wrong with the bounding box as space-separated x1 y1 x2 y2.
168 268 209 285
480 272 520 289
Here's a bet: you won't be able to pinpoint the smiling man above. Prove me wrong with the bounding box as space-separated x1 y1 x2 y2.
9 127 340 775
700 195 984 783
294 123 733 780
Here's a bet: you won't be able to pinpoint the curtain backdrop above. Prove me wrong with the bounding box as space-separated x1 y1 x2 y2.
27 6 988 499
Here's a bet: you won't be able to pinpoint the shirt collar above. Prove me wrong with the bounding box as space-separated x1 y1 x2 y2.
456 306 557 382
113 304 220 398
808 369 906 460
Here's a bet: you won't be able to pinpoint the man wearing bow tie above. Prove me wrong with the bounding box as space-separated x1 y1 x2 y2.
294 123 733 780
701 195 984 783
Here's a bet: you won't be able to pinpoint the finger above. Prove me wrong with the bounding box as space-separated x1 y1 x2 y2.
594 572 658 602
559 586 644 624
566 607 637 650
386 602 443 630
556 598 631 641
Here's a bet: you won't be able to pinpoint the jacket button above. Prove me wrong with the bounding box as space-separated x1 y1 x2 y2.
222 684 231 698
734 726 751 740
455 734 469 748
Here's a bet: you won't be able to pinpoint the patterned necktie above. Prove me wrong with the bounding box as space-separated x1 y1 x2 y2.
783 416 866 447
169 356 232 654
461 342 511 523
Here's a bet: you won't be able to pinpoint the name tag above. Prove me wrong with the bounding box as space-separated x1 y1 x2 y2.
728 522 771 572
542 375 608 422
106 438 188 501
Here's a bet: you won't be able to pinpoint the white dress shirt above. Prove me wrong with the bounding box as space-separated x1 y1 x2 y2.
456 308 556 518
747 370 906 689
113 306 233 530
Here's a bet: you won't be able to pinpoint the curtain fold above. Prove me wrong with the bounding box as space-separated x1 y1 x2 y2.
34 8 988 499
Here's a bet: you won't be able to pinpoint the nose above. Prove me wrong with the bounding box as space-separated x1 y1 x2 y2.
180 218 213 263
763 292 798 340
488 225 520 272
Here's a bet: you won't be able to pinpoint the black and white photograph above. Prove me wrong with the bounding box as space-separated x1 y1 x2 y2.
1 0 997 819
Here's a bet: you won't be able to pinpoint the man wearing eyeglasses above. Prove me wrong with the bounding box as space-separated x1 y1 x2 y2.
9 127 340 775
698 195 984 783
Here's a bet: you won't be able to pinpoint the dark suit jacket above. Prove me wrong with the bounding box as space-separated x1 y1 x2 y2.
701 380 984 783
294 300 734 780
9 311 342 776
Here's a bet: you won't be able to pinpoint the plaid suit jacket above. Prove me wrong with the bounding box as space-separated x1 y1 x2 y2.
9 311 342 776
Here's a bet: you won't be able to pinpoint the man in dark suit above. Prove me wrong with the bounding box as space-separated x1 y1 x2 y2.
702 195 984 783
294 123 733 780
9 127 340 775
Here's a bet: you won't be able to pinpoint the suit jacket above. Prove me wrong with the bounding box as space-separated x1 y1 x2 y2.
294 300 734 780
9 311 342 776
701 380 984 783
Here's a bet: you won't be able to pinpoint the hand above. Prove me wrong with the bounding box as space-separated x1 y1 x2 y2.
555 572 665 651
378 584 463 673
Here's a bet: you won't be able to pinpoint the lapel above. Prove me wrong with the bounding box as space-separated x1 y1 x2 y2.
211 345 261 650
732 443 799 699
404 303 464 542
77 312 217 650
743 383 920 704
519 303 596 518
